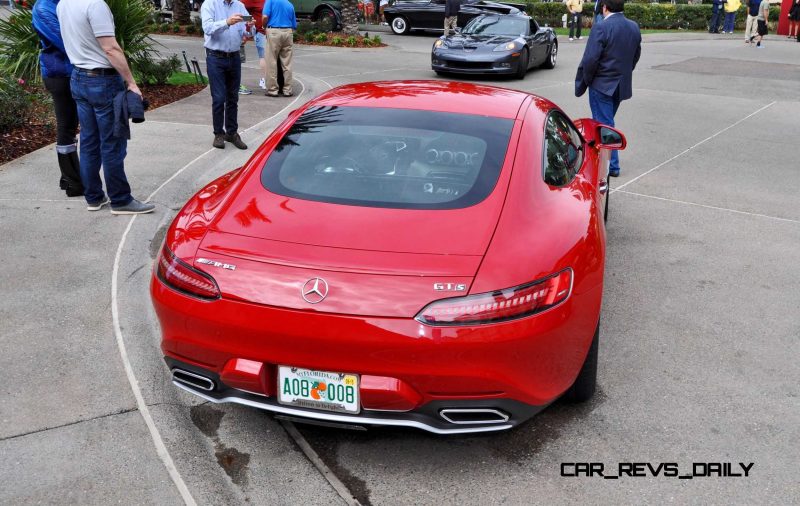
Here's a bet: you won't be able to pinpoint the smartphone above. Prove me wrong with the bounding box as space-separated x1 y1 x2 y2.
241 14 253 21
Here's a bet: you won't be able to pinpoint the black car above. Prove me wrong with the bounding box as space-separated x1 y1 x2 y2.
431 13 557 78
385 0 524 35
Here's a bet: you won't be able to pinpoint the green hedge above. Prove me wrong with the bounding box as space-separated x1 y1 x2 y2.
526 2 779 30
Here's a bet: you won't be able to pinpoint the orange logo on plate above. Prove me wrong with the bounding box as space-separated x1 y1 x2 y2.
310 381 327 400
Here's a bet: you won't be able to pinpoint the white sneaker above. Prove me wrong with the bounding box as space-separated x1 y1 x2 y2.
569 37 574 41
86 196 110 211
259 78 266 89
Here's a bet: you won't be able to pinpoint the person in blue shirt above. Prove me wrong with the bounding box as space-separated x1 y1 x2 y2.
262 0 296 97
709 0 725 33
32 0 83 197
201 0 250 150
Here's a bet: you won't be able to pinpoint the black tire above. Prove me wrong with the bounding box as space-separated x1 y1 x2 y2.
541 41 558 69
315 7 337 32
515 47 529 79
390 16 410 35
562 324 598 403
434 70 446 76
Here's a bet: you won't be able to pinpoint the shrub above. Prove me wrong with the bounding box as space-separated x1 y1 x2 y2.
362 37 373 47
524 1 775 30
134 54 182 85
0 76 33 133
186 24 197 34
346 35 358 46
173 23 181 33
331 35 343 45
0 6 41 82
160 22 171 32
372 35 381 45
314 32 329 43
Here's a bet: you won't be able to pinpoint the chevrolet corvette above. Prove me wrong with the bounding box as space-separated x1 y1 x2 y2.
151 81 626 434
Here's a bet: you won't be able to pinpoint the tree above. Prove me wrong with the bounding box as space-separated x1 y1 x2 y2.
340 0 359 35
173 0 191 25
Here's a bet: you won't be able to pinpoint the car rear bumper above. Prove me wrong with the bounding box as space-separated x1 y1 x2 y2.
152 273 599 433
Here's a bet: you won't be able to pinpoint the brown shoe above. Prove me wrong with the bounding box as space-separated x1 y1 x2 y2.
213 134 225 149
225 133 248 150
265 91 279 97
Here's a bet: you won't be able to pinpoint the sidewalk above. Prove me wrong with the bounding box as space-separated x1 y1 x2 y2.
0 50 340 505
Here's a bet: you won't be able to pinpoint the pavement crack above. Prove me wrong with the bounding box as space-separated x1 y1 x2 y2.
0 407 138 442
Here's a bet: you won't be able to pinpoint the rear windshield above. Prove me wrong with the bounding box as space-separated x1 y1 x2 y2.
261 106 514 210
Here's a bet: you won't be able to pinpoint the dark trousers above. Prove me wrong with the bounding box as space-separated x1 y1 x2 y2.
206 52 241 135
589 87 622 173
709 6 722 32
569 13 582 38
723 12 736 32
43 76 78 146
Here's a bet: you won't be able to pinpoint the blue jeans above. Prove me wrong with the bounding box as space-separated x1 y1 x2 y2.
589 86 622 173
206 52 241 136
70 70 132 207
723 12 736 32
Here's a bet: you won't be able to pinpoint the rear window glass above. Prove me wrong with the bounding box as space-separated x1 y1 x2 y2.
261 106 514 210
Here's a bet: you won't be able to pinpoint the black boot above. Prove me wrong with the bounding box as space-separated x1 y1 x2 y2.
57 149 84 197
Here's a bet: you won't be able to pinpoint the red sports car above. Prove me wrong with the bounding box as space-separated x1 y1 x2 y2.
151 81 626 434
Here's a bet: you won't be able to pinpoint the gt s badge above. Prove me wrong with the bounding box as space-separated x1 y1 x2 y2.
433 283 467 291
197 258 236 271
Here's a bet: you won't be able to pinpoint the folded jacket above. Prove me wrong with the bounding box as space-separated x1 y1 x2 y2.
113 90 147 139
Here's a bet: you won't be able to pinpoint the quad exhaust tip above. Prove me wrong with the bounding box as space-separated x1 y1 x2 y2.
440 408 510 425
172 368 215 392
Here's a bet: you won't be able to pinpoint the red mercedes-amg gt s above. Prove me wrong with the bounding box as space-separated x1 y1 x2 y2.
151 81 626 434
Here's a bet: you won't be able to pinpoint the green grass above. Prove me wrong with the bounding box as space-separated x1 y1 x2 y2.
167 71 201 85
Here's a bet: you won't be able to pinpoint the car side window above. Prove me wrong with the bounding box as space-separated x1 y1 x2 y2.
542 111 584 187
530 19 539 34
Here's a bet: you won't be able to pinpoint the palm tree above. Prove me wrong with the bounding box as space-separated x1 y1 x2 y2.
173 0 191 25
340 0 359 35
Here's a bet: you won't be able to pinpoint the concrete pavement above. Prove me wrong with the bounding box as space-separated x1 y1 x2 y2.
2 31 799 504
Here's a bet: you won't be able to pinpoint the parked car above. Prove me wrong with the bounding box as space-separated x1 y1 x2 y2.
151 80 625 434
241 0 341 31
384 0 524 35
432 13 557 78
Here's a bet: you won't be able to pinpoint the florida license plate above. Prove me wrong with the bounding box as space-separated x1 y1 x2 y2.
277 366 360 414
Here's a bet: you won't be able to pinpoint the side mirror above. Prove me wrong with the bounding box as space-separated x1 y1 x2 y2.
596 125 626 150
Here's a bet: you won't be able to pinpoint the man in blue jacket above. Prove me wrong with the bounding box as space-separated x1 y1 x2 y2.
575 0 641 177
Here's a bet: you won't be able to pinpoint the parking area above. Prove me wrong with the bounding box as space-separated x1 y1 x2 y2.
1 29 798 505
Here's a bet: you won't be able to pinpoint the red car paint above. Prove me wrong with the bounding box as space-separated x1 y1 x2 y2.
151 81 620 434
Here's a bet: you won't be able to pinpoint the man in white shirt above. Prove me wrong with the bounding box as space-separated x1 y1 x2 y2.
57 0 154 215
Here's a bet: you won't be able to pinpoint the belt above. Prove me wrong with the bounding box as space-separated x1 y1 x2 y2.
206 49 240 58
75 67 118 77
268 27 293 29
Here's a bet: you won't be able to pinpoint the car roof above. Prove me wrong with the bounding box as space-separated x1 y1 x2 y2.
308 80 530 119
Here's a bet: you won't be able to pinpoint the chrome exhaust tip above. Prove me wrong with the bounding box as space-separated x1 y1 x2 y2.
440 408 510 425
172 368 215 392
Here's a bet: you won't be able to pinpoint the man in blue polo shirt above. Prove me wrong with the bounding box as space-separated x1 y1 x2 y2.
262 0 296 97
201 0 250 149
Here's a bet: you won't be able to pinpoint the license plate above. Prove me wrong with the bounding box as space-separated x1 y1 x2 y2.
277 366 360 414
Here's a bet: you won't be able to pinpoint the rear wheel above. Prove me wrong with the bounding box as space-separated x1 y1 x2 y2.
391 16 410 35
541 41 558 69
562 323 598 403
315 7 337 32
515 47 529 79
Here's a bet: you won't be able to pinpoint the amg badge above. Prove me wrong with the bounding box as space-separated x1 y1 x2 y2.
196 258 236 271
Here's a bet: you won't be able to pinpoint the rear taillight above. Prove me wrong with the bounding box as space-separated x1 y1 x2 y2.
156 244 220 300
416 268 573 326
